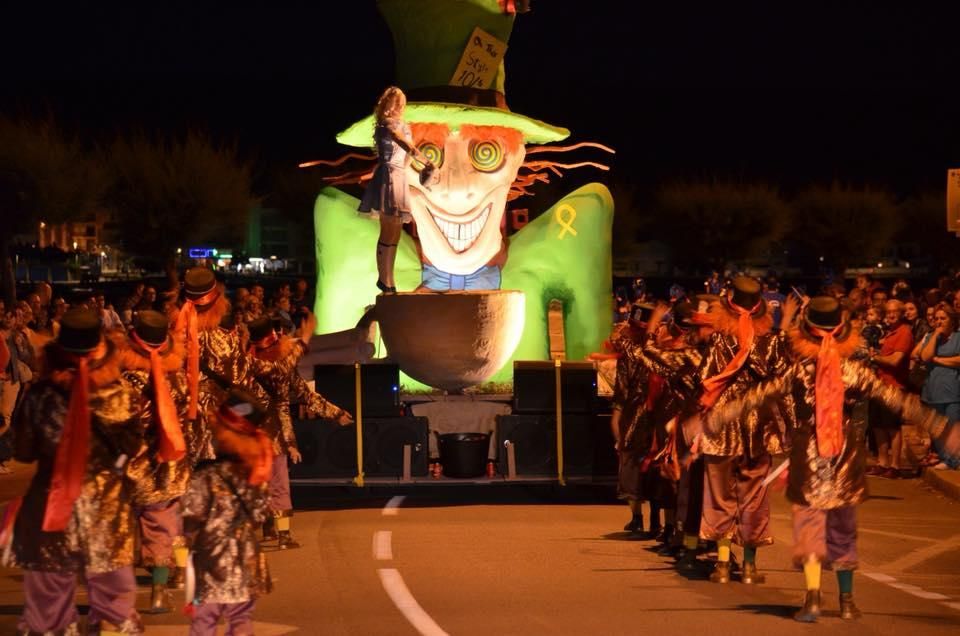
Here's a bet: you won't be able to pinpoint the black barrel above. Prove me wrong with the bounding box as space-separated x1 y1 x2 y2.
437 432 490 478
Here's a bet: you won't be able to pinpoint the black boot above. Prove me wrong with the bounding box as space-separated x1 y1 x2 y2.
263 517 278 541
839 592 862 620
167 566 185 590
794 590 822 623
709 560 731 583
676 550 700 572
278 530 301 550
740 561 766 584
657 524 675 545
623 514 643 533
144 583 172 614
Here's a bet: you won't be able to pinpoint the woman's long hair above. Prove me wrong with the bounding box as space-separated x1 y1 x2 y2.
374 86 406 123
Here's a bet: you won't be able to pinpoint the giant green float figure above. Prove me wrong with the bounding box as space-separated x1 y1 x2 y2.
312 0 615 388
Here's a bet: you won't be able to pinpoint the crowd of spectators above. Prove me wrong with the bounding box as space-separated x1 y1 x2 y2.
612 270 960 474
0 277 314 476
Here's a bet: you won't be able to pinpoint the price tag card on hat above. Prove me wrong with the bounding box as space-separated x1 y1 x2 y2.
450 26 507 89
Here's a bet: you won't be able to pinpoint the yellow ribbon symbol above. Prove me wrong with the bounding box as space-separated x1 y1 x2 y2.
555 204 578 239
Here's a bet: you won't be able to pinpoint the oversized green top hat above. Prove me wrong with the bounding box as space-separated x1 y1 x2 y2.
336 0 570 148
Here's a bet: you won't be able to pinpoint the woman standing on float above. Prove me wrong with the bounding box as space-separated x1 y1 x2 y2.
359 86 433 294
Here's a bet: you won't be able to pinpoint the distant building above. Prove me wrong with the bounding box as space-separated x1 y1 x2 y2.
244 206 315 275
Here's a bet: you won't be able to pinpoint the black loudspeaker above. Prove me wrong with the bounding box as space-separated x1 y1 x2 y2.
290 420 366 479
495 414 596 477
365 417 429 477
512 361 598 414
289 417 429 479
592 414 618 477
313 363 401 418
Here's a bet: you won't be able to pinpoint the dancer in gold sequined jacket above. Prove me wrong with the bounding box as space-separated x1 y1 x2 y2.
12 310 145 635
640 300 712 563
174 268 312 464
694 276 795 586
120 310 191 614
701 296 960 623
610 303 661 536
182 389 274 635
246 316 352 549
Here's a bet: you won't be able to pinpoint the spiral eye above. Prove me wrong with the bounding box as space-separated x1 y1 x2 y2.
469 140 505 173
413 143 443 172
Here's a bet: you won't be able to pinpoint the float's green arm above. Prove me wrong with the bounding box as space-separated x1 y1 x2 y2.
497 183 615 380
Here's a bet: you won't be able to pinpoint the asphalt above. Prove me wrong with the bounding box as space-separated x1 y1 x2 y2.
0 459 958 635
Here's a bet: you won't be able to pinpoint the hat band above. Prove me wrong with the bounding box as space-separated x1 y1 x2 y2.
407 86 508 110
186 286 220 307
252 331 279 350
130 330 167 352
730 298 762 314
806 317 842 331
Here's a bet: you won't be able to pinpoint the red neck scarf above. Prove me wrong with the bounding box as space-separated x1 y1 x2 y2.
811 325 845 457
43 355 91 532
218 406 274 485
700 302 760 410
175 288 219 420
131 332 186 462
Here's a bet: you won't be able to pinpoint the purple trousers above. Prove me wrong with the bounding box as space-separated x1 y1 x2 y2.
268 452 292 513
138 499 181 566
676 456 704 536
190 599 255 636
19 567 139 633
700 453 773 547
792 504 858 570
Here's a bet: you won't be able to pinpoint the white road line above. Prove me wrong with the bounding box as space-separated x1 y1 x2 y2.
889 582 950 600
863 571 955 605
378 568 449 636
373 530 393 560
910 591 951 601
383 495 406 516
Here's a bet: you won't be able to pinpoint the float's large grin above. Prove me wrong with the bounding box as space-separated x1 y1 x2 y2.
425 202 492 253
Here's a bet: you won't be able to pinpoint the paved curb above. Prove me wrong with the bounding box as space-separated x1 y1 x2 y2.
919 467 960 501
902 432 960 502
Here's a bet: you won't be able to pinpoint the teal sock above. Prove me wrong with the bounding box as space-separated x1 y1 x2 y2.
152 566 170 585
743 546 757 564
837 570 853 594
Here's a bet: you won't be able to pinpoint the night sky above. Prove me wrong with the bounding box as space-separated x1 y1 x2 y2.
3 2 960 198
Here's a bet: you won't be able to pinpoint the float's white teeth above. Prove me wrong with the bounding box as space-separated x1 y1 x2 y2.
428 203 492 253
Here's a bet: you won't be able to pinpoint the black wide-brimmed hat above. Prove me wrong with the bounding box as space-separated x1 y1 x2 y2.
219 312 237 331
629 302 656 326
799 296 853 342
247 316 274 344
132 310 170 348
183 267 220 310
58 308 103 354
723 276 767 317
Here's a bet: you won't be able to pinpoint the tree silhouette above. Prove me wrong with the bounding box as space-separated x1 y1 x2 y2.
896 190 960 274
0 115 107 305
105 132 257 273
650 180 791 273
788 182 901 274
